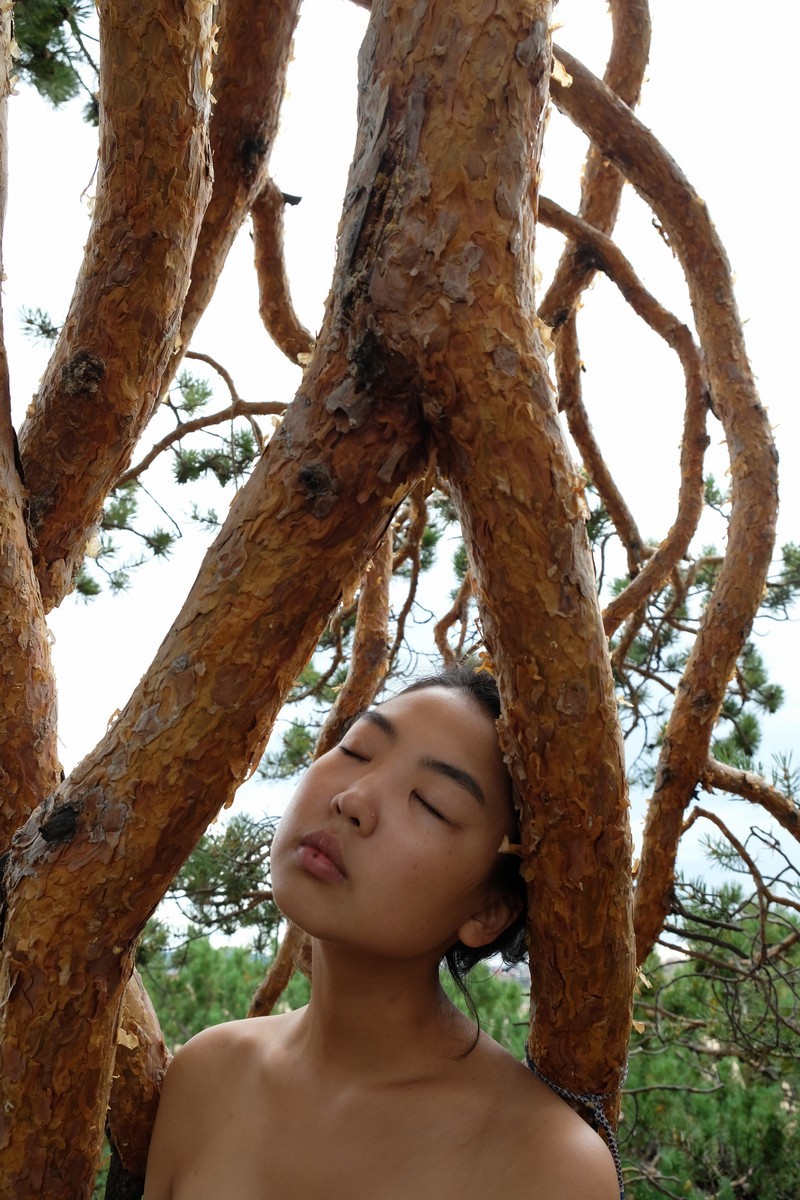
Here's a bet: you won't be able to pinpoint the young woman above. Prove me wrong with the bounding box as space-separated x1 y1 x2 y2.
144 666 622 1199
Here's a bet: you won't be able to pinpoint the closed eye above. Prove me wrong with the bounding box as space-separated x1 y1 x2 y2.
338 745 368 762
414 792 448 822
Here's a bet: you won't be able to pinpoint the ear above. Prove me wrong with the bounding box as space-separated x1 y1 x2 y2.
457 892 522 950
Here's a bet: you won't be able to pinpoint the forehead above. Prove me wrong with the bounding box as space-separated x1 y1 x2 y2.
372 686 511 811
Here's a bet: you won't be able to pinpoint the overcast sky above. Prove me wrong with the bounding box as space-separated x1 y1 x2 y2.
5 1 798 879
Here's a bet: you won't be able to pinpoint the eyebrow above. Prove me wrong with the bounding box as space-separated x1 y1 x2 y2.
357 710 486 807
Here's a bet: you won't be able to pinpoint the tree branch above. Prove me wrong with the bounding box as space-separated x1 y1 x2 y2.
539 196 709 636
169 0 303 376
538 0 651 329
553 311 647 576
0 2 61 837
248 923 306 1018
252 178 315 364
549 44 779 964
434 568 474 667
345 2 634 1122
115 399 285 489
315 530 393 756
106 972 170 1181
17 0 215 611
700 757 800 844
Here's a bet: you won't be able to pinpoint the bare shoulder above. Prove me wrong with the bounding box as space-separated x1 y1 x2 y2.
474 1038 622 1200
143 1015 290 1200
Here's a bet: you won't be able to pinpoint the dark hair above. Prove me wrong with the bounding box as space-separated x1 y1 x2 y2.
398 663 529 1021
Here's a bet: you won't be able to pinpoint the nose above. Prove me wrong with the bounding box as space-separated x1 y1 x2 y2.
331 784 378 835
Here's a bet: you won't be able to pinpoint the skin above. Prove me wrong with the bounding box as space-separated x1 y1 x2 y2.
144 687 620 1199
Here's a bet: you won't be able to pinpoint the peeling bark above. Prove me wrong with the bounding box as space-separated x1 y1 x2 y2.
550 47 779 963
0 1 61 837
539 195 709 630
252 179 315 363
172 0 303 365
538 0 651 330
700 758 800 844
341 0 634 1119
17 0 215 612
315 530 393 756
106 972 170 1183
0 246 429 1195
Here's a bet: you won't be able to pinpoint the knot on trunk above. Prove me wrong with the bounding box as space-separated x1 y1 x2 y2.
61 351 106 397
39 803 80 844
298 462 338 519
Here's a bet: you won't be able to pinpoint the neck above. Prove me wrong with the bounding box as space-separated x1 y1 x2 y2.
289 940 473 1083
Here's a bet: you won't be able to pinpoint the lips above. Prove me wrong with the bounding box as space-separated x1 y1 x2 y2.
297 829 348 881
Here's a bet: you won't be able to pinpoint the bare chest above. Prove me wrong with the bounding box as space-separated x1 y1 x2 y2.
171 1083 502 1200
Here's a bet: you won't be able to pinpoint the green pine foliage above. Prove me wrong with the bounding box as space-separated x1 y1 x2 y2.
19 305 61 342
622 936 800 1199
168 815 280 954
134 929 800 1198
15 0 99 120
139 929 268 1049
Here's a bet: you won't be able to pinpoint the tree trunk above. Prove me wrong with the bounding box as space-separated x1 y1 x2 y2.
0 235 430 1196
0 3 643 1189
317 0 635 1118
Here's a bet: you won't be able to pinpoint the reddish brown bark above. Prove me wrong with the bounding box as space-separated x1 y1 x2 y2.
434 568 473 667
0 3 61 838
344 0 635 1119
17 0 215 612
0 274 429 1195
538 0 651 330
539 195 709 634
172 0 303 363
550 46 779 963
315 530 393 756
0 10 638 1187
252 179 315 363
554 312 647 576
107 973 170 1179
700 758 800 844
248 922 306 1019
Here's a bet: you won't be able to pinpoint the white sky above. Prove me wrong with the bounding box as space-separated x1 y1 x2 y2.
4 0 798 882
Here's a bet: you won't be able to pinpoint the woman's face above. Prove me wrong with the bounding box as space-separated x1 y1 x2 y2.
271 686 518 962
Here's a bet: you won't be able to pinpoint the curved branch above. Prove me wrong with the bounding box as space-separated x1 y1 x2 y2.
252 179 315 364
538 196 709 635
434 568 474 667
17 0 215 611
115 400 285 488
683 807 800 923
554 312 647 576
550 44 779 963
388 486 428 668
700 757 800 844
315 530 393 756
172 0 303 359
248 922 306 1019
346 2 635 1121
610 602 647 676
538 0 651 329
